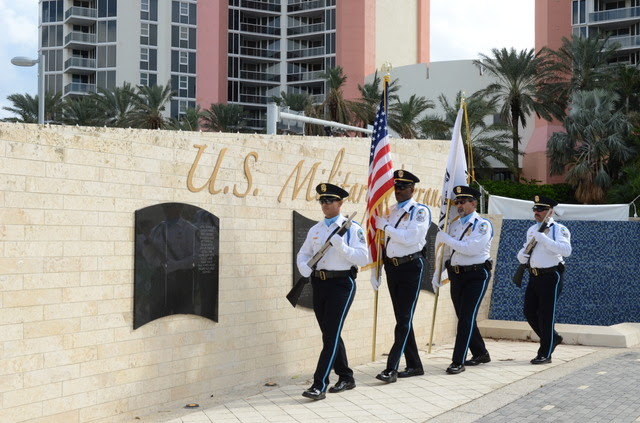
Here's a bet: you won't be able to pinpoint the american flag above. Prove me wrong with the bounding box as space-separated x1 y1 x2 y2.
366 80 394 289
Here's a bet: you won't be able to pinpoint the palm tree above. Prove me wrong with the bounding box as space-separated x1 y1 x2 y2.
608 64 640 115
388 94 433 139
271 91 314 112
128 83 174 129
351 71 401 127
474 48 560 181
421 91 514 178
201 103 248 132
2 91 63 123
321 66 353 125
168 106 202 131
61 96 106 126
547 89 633 204
91 83 136 127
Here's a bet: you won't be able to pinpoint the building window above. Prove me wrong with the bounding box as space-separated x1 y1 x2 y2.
140 72 149 86
179 50 188 66
141 47 149 62
180 2 189 16
179 100 188 115
141 22 149 37
141 0 149 12
180 26 188 41
179 75 188 90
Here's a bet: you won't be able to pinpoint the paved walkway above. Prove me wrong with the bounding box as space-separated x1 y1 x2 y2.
135 339 640 423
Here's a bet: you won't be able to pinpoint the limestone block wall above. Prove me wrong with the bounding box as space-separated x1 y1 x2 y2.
0 123 496 422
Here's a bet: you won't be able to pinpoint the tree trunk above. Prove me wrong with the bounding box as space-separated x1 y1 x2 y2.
511 113 521 182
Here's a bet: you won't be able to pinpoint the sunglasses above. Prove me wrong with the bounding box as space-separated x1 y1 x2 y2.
532 206 550 212
394 184 410 190
454 198 472 205
319 197 339 204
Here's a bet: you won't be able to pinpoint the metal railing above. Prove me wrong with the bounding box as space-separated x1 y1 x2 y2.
288 0 325 13
64 32 97 45
239 94 271 104
604 35 640 49
240 0 280 12
64 6 97 20
239 23 280 36
239 46 281 59
64 83 97 95
239 70 280 82
64 57 96 70
287 23 325 36
589 6 640 22
287 71 324 82
287 46 325 58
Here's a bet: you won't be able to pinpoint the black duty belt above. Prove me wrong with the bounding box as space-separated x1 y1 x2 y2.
384 252 422 267
529 265 560 276
313 269 354 280
447 262 488 274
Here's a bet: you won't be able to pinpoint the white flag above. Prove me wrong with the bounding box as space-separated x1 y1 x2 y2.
432 108 468 289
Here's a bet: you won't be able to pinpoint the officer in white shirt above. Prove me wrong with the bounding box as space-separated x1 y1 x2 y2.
297 183 369 400
435 185 493 375
517 195 572 365
374 170 430 383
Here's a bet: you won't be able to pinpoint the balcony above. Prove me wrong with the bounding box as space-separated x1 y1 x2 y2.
604 35 640 51
589 6 640 24
239 70 280 82
239 0 280 13
239 46 281 59
287 71 324 82
64 57 96 74
287 46 325 59
287 23 325 36
238 23 280 36
64 83 97 96
64 32 96 49
288 0 325 13
64 6 97 25
239 93 271 104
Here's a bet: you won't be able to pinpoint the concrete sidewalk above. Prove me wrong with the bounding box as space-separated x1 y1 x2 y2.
134 338 640 422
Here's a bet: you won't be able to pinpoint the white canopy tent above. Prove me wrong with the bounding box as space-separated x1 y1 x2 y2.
488 195 632 221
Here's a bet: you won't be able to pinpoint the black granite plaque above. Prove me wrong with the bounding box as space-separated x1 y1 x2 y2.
292 211 317 309
134 203 219 328
420 222 439 293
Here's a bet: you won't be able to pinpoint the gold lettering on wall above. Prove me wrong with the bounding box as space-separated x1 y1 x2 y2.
277 160 321 202
234 152 259 197
187 144 227 195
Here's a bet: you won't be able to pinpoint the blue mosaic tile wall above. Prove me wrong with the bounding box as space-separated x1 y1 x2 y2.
490 220 640 326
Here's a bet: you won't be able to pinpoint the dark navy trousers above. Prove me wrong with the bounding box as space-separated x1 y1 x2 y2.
524 270 563 358
311 276 356 392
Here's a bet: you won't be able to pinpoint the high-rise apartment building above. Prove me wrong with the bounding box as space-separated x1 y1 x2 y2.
40 0 429 125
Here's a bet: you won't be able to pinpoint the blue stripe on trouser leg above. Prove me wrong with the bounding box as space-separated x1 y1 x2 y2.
319 277 355 392
462 269 489 360
546 272 561 358
393 258 424 370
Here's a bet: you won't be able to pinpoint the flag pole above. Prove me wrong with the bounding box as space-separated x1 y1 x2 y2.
462 95 475 183
427 199 451 353
371 67 391 362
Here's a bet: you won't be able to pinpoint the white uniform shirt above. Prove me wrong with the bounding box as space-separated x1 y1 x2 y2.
383 199 431 258
442 211 493 266
517 218 572 268
297 214 369 277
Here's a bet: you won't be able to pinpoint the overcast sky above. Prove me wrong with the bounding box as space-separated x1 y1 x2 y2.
0 0 534 119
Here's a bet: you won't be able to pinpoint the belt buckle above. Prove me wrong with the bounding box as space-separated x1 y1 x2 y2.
532 268 539 276
319 270 326 280
392 257 399 266
454 265 460 274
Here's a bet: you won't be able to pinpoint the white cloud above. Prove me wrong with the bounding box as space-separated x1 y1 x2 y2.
430 0 535 62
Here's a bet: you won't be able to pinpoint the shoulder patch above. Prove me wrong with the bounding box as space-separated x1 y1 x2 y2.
416 208 427 222
357 228 366 243
560 226 569 238
478 222 489 235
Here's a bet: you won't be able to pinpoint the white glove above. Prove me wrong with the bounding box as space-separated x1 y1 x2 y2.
370 274 382 291
517 250 531 264
330 233 347 253
374 215 388 229
298 262 313 278
435 230 451 246
533 231 548 244
431 271 444 291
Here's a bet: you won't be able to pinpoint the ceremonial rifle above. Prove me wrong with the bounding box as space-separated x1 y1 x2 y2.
512 208 553 287
287 212 357 307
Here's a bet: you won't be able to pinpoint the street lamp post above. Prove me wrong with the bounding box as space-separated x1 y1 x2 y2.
11 54 46 124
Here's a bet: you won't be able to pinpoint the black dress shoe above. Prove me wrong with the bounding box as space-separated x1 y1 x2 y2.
398 367 424 378
465 352 491 366
446 363 465 374
375 369 398 383
328 379 356 393
302 387 326 400
530 356 552 365
551 335 563 354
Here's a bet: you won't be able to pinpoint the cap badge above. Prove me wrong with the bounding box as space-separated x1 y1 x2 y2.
398 170 404 178
535 195 539 202
321 184 327 192
456 186 461 194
